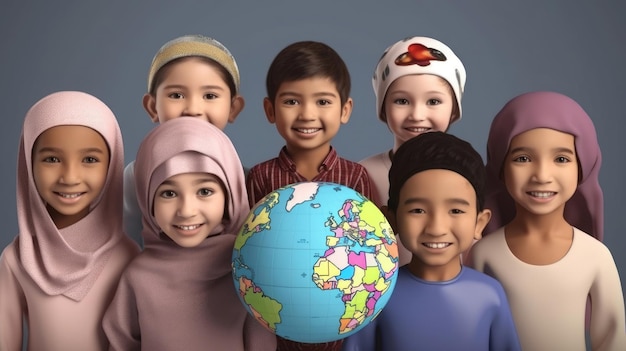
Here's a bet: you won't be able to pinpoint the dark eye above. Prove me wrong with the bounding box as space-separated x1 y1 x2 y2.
83 156 99 163
204 93 218 100
283 99 298 105
408 208 425 214
43 156 60 163
427 98 441 105
318 99 331 106
450 209 465 215
159 190 176 198
168 92 184 99
555 156 570 163
513 155 530 162
198 188 213 197
394 98 409 105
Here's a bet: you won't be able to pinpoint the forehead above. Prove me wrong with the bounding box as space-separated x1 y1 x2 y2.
158 57 227 84
399 169 475 204
388 74 451 93
34 125 108 152
277 76 339 95
509 128 575 151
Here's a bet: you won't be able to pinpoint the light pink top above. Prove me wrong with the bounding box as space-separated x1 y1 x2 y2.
0 91 140 350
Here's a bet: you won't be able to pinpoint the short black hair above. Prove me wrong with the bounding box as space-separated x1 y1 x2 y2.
388 132 486 211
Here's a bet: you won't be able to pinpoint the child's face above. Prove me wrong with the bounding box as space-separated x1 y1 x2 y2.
384 74 454 148
391 169 489 281
144 58 242 130
264 76 352 154
32 125 110 229
503 128 578 219
153 172 226 248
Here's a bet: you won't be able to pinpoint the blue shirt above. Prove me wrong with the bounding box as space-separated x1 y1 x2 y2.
342 266 521 351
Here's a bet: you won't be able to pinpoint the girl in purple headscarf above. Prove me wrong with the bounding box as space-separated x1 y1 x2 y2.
470 91 625 350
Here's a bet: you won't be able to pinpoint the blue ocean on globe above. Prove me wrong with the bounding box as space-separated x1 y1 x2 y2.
232 181 399 343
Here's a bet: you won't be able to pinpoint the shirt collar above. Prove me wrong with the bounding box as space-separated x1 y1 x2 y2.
277 146 338 172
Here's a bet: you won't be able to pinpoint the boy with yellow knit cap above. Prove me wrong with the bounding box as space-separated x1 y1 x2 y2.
124 34 245 246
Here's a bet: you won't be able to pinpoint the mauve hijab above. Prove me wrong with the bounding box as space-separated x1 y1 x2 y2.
133 117 248 274
484 91 603 241
17 91 126 301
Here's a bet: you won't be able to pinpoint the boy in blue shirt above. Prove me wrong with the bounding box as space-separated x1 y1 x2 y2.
342 132 521 351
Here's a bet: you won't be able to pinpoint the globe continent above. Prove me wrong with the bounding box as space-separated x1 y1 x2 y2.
232 181 399 343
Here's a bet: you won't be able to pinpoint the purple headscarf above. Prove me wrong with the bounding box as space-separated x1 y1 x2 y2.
484 91 603 241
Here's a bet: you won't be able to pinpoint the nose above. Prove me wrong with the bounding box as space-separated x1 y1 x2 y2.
531 160 553 184
424 211 448 237
183 96 203 117
59 161 81 185
409 103 426 121
297 102 316 121
176 195 198 218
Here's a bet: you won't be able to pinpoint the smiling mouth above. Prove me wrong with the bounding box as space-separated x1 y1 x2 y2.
528 191 556 198
175 224 203 231
423 242 451 249
55 192 84 199
405 127 431 133
294 128 321 134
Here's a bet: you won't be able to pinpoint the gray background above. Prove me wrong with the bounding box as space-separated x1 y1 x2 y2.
1 0 624 301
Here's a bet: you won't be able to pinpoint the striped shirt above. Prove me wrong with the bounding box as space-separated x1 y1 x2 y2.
246 146 376 207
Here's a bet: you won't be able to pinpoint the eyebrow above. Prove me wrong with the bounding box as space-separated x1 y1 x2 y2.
508 146 576 155
162 84 225 91
159 177 221 187
277 91 338 98
403 197 471 206
35 147 106 154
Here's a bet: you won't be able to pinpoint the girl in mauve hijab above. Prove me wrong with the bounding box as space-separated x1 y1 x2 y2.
103 117 276 350
0 91 140 350
470 91 625 350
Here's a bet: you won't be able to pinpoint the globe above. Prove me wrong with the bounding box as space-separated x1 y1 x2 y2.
232 181 399 343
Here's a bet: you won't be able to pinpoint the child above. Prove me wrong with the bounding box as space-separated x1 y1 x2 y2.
359 36 466 266
342 131 520 350
103 118 275 350
246 41 376 351
246 40 376 209
0 91 140 350
470 91 626 350
124 34 245 246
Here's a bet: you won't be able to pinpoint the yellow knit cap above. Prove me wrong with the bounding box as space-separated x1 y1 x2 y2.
147 35 240 94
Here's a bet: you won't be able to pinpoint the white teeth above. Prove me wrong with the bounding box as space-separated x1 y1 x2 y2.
529 191 555 198
297 128 320 134
423 242 449 249
406 127 430 133
59 193 81 198
177 224 200 230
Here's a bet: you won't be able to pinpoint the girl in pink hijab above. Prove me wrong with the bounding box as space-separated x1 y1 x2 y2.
0 91 140 350
470 91 625 350
103 117 276 350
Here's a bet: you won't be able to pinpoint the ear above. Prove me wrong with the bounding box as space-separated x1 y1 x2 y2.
228 95 245 123
340 97 353 124
381 205 397 232
263 97 276 124
142 93 160 123
474 209 492 240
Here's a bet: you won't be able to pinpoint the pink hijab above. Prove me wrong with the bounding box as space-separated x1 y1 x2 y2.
484 91 603 241
133 117 248 276
17 91 126 301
